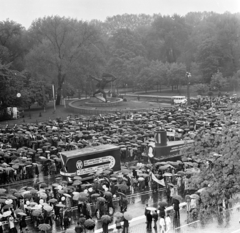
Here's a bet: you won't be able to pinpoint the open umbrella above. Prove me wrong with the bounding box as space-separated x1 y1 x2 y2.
163 173 173 177
43 205 53 212
159 201 168 207
72 194 80 201
73 181 82 186
0 189 6 194
32 209 42 217
2 211 12 217
114 212 123 218
172 195 183 202
196 188 206 193
84 219 95 230
97 197 106 203
48 198 58 203
9 189 17 194
146 207 157 211
91 193 100 198
73 176 82 180
56 203 66 208
17 212 27 216
117 184 128 191
63 193 71 198
176 171 185 176
0 199 6 204
190 194 200 199
38 223 51 232
39 193 47 199
101 215 112 224
104 191 112 198
2 204 12 210
15 209 24 214
123 212 132 221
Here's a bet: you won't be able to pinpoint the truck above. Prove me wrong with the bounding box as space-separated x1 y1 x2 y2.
59 144 121 180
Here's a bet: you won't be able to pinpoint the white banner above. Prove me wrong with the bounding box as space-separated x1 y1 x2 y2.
152 173 165 186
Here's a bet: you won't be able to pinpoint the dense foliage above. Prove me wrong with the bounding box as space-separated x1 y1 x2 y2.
1 12 240 106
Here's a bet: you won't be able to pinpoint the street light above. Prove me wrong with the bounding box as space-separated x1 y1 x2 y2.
16 93 21 98
186 72 191 105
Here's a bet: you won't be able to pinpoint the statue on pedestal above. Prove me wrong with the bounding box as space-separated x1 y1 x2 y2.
89 73 117 102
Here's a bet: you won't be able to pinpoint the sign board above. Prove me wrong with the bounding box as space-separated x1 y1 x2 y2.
154 140 194 161
60 144 121 178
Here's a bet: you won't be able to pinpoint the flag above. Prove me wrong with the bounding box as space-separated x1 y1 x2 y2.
152 173 165 186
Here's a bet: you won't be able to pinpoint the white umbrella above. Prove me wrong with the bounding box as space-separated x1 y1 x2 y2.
63 193 71 198
3 211 12 217
146 207 156 211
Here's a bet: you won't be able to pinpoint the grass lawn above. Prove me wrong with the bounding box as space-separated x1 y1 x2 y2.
76 99 169 110
136 86 198 97
0 99 171 126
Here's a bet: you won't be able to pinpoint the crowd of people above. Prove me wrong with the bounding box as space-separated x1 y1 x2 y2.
0 94 238 232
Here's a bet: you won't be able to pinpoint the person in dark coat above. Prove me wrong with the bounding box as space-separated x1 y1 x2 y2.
19 216 27 233
173 199 180 219
152 210 158 229
75 222 83 233
146 210 152 230
122 217 129 233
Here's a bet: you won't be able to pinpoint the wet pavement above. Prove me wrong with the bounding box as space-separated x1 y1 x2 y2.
3 174 240 233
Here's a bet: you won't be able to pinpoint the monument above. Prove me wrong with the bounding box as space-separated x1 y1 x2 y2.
89 73 117 103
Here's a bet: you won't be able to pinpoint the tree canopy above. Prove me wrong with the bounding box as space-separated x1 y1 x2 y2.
1 12 240 107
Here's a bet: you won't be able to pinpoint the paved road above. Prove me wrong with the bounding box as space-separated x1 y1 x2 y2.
4 174 240 233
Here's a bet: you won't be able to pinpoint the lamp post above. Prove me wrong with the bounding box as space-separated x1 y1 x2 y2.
186 72 191 105
52 84 56 111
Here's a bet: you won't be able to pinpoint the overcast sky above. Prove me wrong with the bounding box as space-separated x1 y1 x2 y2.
1 0 240 28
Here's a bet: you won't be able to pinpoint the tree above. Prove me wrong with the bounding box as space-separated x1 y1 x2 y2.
26 16 105 105
0 62 26 107
197 37 223 83
146 14 189 62
210 72 226 91
167 62 186 90
148 61 168 92
0 20 27 71
182 125 240 207
96 14 159 36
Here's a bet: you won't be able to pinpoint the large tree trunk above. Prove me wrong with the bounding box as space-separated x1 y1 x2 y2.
56 85 62 106
55 68 65 106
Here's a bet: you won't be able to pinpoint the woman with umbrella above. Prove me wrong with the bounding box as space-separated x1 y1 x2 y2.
158 201 167 219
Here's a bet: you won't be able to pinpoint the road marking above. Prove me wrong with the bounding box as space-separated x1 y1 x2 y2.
174 220 200 230
231 229 240 233
95 214 145 233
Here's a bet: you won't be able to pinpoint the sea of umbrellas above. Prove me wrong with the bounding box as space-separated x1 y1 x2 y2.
0 95 238 231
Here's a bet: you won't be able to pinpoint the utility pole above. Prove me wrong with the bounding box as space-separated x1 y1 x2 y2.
52 84 56 111
42 85 46 112
186 72 191 105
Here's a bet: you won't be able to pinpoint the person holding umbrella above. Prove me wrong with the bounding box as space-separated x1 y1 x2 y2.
115 216 122 233
75 221 83 233
19 216 27 233
122 212 132 233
